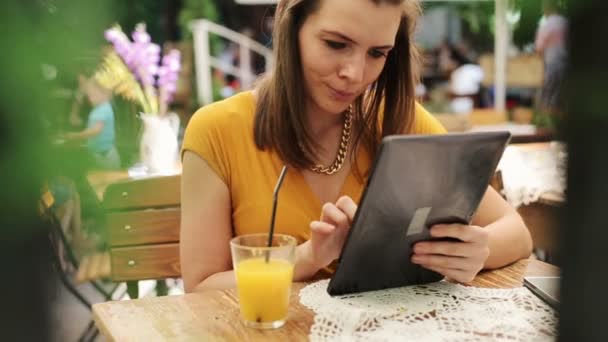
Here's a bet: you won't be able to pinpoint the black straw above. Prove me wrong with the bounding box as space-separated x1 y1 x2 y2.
266 165 288 262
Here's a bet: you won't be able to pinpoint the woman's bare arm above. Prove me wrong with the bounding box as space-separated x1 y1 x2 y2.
181 152 323 292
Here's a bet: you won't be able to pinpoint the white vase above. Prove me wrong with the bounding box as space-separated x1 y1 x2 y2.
139 112 180 174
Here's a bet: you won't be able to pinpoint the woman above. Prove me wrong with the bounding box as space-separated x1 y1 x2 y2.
181 0 532 292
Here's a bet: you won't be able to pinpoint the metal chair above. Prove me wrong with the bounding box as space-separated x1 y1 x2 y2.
42 191 124 342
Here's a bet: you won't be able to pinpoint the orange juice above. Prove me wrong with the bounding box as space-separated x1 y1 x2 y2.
235 258 294 323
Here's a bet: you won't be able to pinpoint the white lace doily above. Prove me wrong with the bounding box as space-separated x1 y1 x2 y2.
497 142 566 208
300 280 557 341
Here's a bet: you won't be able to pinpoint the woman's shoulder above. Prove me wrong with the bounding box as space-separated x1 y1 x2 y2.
188 91 256 129
181 92 256 183
411 102 447 135
183 91 256 157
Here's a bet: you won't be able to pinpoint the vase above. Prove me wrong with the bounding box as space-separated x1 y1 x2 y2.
139 112 180 174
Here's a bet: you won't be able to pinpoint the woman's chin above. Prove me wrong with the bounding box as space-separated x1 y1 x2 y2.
321 100 352 115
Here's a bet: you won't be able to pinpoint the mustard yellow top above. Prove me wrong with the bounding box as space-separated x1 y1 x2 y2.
182 91 446 243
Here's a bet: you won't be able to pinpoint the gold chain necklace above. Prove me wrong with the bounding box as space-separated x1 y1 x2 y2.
309 106 353 175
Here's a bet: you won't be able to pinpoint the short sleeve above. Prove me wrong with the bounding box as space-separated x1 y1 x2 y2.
181 104 231 186
89 105 109 123
411 102 447 134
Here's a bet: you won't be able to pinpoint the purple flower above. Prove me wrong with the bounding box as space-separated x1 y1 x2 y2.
132 24 151 44
102 23 181 114
157 49 181 103
104 28 121 43
104 26 132 62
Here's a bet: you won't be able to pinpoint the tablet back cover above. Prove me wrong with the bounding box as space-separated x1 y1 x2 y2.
327 131 511 296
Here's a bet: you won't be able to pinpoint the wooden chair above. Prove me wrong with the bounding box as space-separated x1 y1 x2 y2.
433 113 471 132
103 174 181 298
468 108 509 126
479 53 544 89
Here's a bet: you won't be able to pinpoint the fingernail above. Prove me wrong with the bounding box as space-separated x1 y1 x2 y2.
414 245 425 253
411 256 421 263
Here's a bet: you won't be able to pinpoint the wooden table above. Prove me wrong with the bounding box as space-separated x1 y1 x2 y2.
87 167 182 202
87 170 133 201
93 259 558 341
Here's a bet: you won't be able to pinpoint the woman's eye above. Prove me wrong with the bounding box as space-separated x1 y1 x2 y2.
325 40 347 50
369 49 387 59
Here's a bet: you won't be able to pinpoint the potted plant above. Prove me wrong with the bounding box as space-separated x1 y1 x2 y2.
95 23 181 174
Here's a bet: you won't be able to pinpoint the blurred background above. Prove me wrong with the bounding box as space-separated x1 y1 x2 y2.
9 0 569 167
1 0 605 341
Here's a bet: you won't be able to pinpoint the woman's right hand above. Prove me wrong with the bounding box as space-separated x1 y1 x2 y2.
308 196 358 269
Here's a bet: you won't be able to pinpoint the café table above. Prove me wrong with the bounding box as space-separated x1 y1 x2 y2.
87 164 181 201
93 258 558 341
87 169 134 201
497 142 565 258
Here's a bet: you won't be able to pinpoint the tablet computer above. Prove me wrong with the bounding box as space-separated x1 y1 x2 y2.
327 131 511 296
523 276 560 309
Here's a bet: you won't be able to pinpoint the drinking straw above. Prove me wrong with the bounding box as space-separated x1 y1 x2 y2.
266 165 288 262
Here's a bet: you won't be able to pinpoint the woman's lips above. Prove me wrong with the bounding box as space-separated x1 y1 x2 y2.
328 86 356 102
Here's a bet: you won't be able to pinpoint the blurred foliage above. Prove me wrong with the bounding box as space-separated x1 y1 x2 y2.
1 0 113 234
179 0 224 56
179 0 219 38
112 97 143 167
179 0 227 112
113 1 167 43
512 0 541 49
423 0 568 52
533 109 558 129
1 1 113 339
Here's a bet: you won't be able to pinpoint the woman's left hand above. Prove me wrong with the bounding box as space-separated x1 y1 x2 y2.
411 224 490 283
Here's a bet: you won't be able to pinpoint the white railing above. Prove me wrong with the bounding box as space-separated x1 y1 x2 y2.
191 19 274 105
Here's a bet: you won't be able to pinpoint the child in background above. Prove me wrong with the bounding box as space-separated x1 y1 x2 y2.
64 75 120 169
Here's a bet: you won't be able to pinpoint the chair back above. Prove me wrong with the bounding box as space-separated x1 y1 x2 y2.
104 175 181 281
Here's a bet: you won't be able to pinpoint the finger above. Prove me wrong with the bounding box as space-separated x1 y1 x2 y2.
413 241 472 257
430 224 476 242
411 254 467 271
335 196 358 223
310 221 336 234
421 264 475 284
320 202 350 228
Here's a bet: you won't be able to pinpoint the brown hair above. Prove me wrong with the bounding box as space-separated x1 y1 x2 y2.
254 0 422 173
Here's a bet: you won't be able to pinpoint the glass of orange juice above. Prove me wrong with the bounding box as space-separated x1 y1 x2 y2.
230 233 296 329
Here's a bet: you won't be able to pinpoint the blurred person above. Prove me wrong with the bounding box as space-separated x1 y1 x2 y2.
437 38 473 76
449 63 484 114
180 0 532 292
63 75 120 170
46 175 100 263
535 0 568 114
218 42 240 70
220 74 241 99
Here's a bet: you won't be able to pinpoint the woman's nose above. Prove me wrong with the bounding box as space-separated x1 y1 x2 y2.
338 54 365 84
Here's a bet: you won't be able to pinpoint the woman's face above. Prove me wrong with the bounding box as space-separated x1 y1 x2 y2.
298 0 402 116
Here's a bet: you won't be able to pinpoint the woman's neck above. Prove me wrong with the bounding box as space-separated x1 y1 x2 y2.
305 102 344 140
